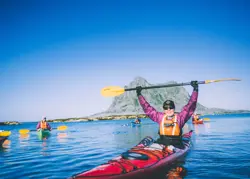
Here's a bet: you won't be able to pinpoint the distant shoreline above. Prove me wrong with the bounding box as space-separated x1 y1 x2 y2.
46 112 250 123
1 112 249 125
46 114 149 123
0 121 21 125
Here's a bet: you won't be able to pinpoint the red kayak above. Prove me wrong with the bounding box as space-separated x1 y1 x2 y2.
71 131 193 179
192 120 203 124
0 136 8 147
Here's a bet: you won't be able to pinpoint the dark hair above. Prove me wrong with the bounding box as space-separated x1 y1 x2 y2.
163 100 175 109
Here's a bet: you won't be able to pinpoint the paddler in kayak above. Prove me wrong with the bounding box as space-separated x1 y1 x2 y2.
133 116 141 124
192 113 203 122
136 81 198 149
36 117 52 131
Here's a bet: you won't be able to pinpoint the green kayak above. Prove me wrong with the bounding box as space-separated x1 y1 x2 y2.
37 129 50 139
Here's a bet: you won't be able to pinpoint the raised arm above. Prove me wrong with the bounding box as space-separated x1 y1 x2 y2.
178 81 199 128
136 87 162 124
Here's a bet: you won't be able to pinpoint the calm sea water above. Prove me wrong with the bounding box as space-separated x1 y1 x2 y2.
1 113 250 179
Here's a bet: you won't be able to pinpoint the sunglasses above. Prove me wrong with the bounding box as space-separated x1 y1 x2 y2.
163 106 174 110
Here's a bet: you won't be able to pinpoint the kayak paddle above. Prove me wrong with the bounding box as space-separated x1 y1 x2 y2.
0 131 11 137
19 125 68 134
101 78 241 97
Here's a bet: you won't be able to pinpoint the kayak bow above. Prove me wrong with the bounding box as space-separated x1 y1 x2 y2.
71 131 193 179
37 129 51 139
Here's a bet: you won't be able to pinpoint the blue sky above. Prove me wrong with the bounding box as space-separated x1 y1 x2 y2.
1 0 250 122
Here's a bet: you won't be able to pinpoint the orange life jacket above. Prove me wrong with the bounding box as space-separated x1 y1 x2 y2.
40 121 47 129
159 114 181 136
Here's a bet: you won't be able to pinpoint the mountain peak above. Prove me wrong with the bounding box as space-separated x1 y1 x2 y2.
133 76 147 82
126 76 150 88
95 76 248 116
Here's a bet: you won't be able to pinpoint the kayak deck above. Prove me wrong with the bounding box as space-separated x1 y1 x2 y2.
71 131 193 179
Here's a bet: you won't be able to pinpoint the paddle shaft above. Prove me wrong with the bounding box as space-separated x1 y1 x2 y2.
124 81 205 91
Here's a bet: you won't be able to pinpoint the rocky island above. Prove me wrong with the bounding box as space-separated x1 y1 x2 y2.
0 121 21 125
47 77 250 123
47 114 148 123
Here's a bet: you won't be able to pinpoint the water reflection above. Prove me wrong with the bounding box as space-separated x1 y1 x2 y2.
192 121 211 134
203 122 211 133
0 139 11 152
19 133 30 147
19 133 30 140
2 139 11 148
192 123 200 134
192 122 206 134
57 132 68 143
165 166 187 179
41 139 50 156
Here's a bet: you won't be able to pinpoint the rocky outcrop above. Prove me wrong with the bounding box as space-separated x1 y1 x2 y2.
48 76 250 122
0 121 21 125
91 76 250 117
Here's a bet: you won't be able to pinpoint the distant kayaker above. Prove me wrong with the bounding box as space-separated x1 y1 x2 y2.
192 113 202 122
136 81 198 149
36 117 52 131
134 116 141 124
